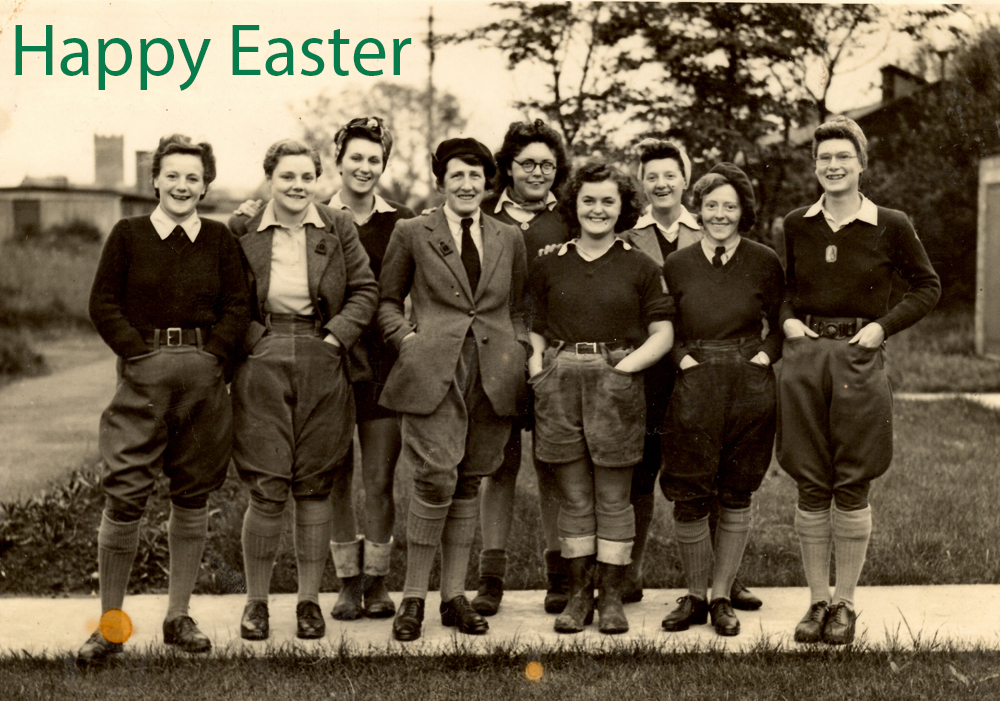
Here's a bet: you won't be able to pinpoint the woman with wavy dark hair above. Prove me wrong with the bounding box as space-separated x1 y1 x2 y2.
473 119 573 618
658 163 784 638
525 162 673 635
81 134 250 664
231 139 377 642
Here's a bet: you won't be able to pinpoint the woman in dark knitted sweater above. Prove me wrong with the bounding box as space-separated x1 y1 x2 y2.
659 163 784 638
473 119 573 618
81 134 250 665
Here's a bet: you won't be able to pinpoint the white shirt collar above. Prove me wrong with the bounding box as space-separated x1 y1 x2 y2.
443 203 481 229
557 236 632 256
328 191 397 221
150 205 201 241
804 194 878 229
633 205 700 243
259 200 325 232
494 188 558 214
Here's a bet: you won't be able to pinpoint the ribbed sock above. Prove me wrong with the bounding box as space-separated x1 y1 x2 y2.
165 504 209 621
294 499 333 605
795 507 833 604
401 497 449 600
98 512 141 613
439 498 480 602
241 502 285 603
832 505 872 609
711 506 752 602
674 515 712 600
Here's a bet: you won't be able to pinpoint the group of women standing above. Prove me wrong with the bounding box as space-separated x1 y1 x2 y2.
79 113 940 663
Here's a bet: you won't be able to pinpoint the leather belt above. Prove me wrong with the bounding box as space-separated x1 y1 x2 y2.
802 315 870 340
142 328 205 347
556 340 629 354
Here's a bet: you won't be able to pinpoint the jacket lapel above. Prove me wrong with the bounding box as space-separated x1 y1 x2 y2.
477 214 504 300
240 213 275 307
306 224 332 304
426 209 474 301
632 226 664 266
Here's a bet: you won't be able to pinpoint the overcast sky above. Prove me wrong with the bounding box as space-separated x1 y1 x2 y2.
0 0 935 193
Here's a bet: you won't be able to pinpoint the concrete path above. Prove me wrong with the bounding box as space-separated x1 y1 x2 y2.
0 352 116 504
1 586 997 657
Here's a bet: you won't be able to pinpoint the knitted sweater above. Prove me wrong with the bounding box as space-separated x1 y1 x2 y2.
664 238 785 364
89 216 250 361
482 191 572 259
779 205 941 337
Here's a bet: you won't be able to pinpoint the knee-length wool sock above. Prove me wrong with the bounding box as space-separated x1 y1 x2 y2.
832 505 872 609
165 504 209 621
241 502 285 603
98 512 141 613
401 497 450 600
294 499 333 605
673 515 712 601
795 507 833 604
439 498 480 602
711 506 752 602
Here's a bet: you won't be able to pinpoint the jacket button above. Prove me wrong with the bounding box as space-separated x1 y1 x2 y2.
482 337 489 344
468 310 475 317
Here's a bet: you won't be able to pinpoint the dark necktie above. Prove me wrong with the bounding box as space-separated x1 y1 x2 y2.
169 225 190 254
712 245 726 269
460 217 481 294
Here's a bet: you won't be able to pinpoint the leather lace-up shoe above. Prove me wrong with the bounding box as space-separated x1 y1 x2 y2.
76 630 124 666
661 595 709 632
793 601 830 643
821 602 857 645
440 595 489 635
709 598 740 636
296 601 326 640
163 615 211 653
240 601 270 641
392 597 425 642
730 579 763 611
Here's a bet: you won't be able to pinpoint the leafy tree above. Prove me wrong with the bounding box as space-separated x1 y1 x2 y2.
291 82 467 208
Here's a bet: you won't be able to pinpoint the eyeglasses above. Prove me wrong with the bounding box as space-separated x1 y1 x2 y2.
816 153 858 166
513 159 556 175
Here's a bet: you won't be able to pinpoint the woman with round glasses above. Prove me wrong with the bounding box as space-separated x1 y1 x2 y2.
658 163 783 638
779 117 939 645
527 162 673 635
473 119 573 618
231 119 414 621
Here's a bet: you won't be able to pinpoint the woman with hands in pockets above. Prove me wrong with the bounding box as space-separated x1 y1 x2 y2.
526 162 673 635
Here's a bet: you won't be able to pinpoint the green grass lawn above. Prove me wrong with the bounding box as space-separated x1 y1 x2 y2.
2 643 998 700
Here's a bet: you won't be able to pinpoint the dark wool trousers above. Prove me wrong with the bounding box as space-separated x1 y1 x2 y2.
660 338 776 523
399 335 511 504
233 324 355 507
100 346 231 521
776 336 893 512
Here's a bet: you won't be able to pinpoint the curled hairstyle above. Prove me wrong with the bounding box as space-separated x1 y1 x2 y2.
333 116 393 166
636 138 691 185
812 116 868 170
151 134 216 200
263 139 322 178
494 119 569 193
690 170 757 233
559 161 643 234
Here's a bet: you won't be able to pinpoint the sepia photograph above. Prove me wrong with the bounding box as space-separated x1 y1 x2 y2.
0 0 998 698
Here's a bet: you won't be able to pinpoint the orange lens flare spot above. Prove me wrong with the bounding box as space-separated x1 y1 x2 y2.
99 608 133 644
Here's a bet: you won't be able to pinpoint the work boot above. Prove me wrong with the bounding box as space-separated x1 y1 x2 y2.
362 538 396 618
330 537 364 621
471 548 506 616
596 562 629 635
543 549 570 614
553 555 595 633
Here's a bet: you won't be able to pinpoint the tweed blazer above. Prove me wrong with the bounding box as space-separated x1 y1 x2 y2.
235 203 378 378
377 208 529 417
623 219 703 269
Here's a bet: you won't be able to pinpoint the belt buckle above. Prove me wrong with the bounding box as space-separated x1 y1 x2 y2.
575 342 598 354
824 323 839 339
166 327 182 347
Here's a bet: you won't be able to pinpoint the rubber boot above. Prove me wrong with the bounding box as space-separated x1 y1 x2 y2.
543 549 570 614
471 548 506 616
597 562 630 634
553 555 595 633
623 493 654 603
362 537 396 618
330 536 365 621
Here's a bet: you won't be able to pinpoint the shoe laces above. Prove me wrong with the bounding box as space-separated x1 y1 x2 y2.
827 601 850 620
400 598 423 616
807 601 830 621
